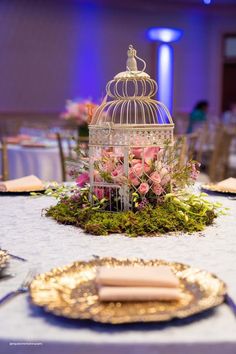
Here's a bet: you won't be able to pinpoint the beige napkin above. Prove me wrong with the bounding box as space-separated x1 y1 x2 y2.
98 286 181 302
96 266 179 288
6 135 31 144
96 266 181 302
6 136 21 144
20 142 46 148
0 175 45 192
216 177 236 192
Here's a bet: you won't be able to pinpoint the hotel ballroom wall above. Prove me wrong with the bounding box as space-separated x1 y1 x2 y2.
0 0 236 116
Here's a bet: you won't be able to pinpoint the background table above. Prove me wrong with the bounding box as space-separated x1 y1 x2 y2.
0 189 236 354
6 143 63 182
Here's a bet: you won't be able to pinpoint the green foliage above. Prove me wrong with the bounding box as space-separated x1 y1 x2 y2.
45 192 222 237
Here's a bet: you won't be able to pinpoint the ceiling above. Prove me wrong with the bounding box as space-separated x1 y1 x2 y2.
161 0 236 3
76 0 236 4
74 0 236 10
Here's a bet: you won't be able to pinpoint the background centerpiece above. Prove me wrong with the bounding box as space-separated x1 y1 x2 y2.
61 98 97 138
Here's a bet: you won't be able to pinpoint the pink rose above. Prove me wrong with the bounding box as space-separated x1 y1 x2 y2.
129 172 140 186
132 148 143 159
132 163 150 177
144 147 160 161
111 164 123 176
76 172 89 187
111 165 126 184
131 159 142 166
138 182 149 195
153 184 164 196
150 171 161 185
131 147 161 161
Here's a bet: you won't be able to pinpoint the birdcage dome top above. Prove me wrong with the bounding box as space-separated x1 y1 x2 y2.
90 45 173 127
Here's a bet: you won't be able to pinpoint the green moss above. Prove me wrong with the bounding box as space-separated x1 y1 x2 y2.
45 193 221 237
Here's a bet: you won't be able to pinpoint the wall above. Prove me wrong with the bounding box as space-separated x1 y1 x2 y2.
0 0 236 116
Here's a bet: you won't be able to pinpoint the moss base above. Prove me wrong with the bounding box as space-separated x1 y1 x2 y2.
45 194 219 237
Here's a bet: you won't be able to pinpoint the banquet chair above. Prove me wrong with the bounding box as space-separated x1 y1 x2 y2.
173 112 189 134
56 132 78 181
0 138 9 181
175 132 211 183
208 129 234 182
56 133 68 182
176 132 200 167
198 122 222 168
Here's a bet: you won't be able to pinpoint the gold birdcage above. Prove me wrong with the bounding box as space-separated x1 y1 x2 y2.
89 45 174 211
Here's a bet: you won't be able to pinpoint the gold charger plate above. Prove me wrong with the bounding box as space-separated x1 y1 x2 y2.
30 258 226 324
0 250 9 272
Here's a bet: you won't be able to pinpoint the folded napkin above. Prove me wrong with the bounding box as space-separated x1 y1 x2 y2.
20 142 47 148
216 177 236 192
6 135 31 144
6 136 21 144
0 175 45 192
96 266 181 302
96 265 179 288
98 286 181 302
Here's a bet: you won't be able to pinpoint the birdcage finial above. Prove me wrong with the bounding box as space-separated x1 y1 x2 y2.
114 45 149 79
126 45 138 71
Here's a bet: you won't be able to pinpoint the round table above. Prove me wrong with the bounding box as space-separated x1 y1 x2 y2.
0 188 235 354
4 143 63 182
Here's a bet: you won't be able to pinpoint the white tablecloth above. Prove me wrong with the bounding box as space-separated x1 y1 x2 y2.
0 189 236 354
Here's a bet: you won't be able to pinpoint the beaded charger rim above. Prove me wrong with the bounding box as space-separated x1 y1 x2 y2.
30 257 226 324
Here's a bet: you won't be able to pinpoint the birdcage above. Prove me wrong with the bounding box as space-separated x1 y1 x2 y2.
89 45 174 211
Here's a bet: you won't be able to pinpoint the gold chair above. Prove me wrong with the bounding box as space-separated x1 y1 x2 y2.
176 132 200 167
208 129 235 182
56 133 67 182
173 112 189 134
197 122 222 168
56 132 79 182
0 138 9 181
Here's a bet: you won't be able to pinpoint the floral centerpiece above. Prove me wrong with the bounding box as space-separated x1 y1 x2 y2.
45 132 221 237
61 99 97 137
45 46 222 237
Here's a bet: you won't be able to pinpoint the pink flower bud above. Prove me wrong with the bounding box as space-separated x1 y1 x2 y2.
138 182 150 195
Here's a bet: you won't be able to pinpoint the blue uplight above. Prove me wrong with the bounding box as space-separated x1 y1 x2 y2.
203 0 211 4
157 44 173 114
147 27 183 43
